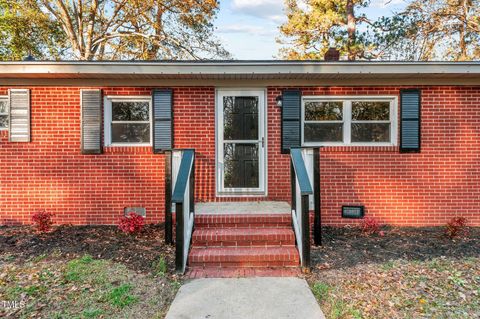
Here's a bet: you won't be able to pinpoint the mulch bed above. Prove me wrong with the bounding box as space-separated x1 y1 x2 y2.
0 224 176 275
311 226 480 270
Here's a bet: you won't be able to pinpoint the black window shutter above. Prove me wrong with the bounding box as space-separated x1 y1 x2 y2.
9 89 30 142
81 89 102 154
152 89 173 153
281 89 301 153
400 89 421 152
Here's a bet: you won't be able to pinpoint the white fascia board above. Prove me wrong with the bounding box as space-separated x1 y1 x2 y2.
0 61 479 77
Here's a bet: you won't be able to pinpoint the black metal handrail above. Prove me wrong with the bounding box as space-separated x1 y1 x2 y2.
171 149 195 273
290 148 313 270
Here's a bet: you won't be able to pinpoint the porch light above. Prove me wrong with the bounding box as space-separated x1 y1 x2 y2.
276 95 283 107
342 206 364 219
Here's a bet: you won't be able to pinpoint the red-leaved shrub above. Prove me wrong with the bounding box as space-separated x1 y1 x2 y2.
445 217 468 239
118 213 145 235
361 217 380 236
31 210 54 233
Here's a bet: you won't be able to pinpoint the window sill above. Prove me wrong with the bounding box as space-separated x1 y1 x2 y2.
315 145 399 153
106 143 151 147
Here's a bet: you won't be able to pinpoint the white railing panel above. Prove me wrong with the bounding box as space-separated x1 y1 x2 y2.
292 178 304 264
302 149 315 210
171 151 182 214
182 179 191 272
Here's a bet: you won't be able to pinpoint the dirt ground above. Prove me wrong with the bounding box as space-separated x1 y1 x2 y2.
0 224 176 274
0 224 179 319
308 226 480 319
311 226 480 270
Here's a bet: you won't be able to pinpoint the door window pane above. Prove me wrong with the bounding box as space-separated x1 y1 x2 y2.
223 96 258 140
112 102 149 121
352 123 390 142
305 101 343 121
304 123 343 142
352 101 390 121
224 143 259 188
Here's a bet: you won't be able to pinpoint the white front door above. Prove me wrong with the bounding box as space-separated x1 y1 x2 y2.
216 89 266 195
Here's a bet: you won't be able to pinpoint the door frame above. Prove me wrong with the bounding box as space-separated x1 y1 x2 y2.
215 88 267 196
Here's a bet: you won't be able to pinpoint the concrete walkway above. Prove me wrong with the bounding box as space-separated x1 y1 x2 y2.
165 277 325 319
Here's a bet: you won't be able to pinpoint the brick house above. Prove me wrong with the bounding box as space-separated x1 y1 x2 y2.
1 61 479 273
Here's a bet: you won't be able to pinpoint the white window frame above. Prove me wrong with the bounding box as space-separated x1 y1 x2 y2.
0 96 9 131
104 95 153 147
301 95 398 147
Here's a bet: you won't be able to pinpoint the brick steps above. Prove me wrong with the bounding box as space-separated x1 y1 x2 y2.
192 228 295 247
186 267 301 279
187 213 300 275
189 246 299 268
194 214 291 228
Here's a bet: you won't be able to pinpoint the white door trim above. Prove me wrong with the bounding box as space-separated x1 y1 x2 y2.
215 88 267 196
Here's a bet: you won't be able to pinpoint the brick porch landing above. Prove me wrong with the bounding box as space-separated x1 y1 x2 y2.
187 202 299 278
195 201 291 215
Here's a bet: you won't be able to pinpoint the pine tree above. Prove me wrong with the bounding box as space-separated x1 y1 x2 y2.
278 0 373 60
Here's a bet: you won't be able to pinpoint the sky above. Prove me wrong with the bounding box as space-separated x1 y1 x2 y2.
214 0 409 59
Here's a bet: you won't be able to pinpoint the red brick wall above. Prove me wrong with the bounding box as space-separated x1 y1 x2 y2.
288 86 480 226
1 85 479 226
0 87 166 225
173 87 290 203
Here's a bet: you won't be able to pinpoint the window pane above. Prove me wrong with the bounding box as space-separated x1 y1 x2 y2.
112 102 149 121
223 96 258 140
0 115 8 129
352 123 390 142
111 123 150 143
305 101 343 121
352 101 390 121
304 123 343 142
0 100 8 114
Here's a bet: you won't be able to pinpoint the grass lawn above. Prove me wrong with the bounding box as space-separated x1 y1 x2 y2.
308 227 480 319
0 225 180 318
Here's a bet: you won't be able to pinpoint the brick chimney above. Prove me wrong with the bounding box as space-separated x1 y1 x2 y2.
324 48 340 61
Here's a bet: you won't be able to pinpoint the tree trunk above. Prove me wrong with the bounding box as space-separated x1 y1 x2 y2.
458 0 468 61
146 4 163 60
346 0 356 61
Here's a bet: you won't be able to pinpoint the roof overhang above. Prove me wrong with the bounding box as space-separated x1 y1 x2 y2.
0 61 479 86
